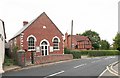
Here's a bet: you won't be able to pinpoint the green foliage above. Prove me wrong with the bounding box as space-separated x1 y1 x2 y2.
64 48 70 54
87 50 120 57
80 50 89 55
64 48 120 58
4 55 13 66
13 46 19 53
70 50 81 59
64 48 81 59
113 33 120 51
99 40 110 50
12 46 19 65
82 30 101 50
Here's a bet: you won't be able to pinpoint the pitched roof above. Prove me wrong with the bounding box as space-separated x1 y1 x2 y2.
10 12 63 40
13 19 35 38
73 35 89 41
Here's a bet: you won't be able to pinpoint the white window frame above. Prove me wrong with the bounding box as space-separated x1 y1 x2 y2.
40 39 50 56
52 36 60 50
27 35 37 51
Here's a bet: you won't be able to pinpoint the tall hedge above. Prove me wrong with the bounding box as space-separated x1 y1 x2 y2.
87 50 120 57
64 48 120 57
64 48 81 59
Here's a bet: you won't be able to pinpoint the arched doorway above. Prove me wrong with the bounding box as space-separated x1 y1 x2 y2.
40 40 49 56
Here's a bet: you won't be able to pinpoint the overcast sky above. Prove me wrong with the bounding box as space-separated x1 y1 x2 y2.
0 0 119 44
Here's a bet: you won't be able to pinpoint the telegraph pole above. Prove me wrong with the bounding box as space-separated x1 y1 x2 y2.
71 20 73 49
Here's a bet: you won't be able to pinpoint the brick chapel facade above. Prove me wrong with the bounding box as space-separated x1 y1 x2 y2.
9 12 64 60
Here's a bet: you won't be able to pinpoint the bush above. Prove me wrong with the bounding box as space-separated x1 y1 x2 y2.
80 50 89 55
64 48 81 59
64 48 71 54
87 50 120 57
4 55 13 66
64 48 120 58
70 50 81 59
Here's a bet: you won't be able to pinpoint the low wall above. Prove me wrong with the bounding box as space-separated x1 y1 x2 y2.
34 54 73 65
17 51 73 67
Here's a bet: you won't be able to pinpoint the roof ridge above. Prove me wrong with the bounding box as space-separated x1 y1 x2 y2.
10 12 63 40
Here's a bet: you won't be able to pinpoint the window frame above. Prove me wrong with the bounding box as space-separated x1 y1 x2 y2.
27 35 37 51
52 36 60 51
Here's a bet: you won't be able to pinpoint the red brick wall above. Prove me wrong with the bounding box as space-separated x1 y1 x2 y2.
65 35 92 50
22 13 63 54
65 36 77 49
34 54 73 65
17 52 73 66
9 13 64 63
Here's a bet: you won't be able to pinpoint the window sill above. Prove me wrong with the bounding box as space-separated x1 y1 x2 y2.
53 49 60 51
28 49 36 52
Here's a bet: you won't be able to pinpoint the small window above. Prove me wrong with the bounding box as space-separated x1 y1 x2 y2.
53 38 59 50
28 37 35 50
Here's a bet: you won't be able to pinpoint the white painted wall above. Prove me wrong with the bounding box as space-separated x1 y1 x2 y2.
119 1 120 33
0 20 5 73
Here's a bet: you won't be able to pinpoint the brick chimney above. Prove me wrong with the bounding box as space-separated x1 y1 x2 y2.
23 21 28 26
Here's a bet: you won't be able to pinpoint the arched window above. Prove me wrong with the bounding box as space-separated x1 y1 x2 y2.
40 39 50 56
53 38 59 50
27 35 36 51
28 37 35 50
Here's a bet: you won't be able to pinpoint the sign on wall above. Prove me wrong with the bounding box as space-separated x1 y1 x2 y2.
50 46 53 52
36 46 40 52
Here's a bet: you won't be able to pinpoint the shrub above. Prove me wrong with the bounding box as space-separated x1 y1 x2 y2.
64 48 70 54
4 55 13 66
87 50 120 57
64 48 120 58
80 50 89 55
64 48 81 59
70 50 81 59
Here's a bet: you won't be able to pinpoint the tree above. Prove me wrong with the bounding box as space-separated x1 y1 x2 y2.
99 40 110 50
113 33 120 51
82 30 101 50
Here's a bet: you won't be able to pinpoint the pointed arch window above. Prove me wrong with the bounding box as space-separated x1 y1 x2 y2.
27 35 37 51
52 36 60 50
28 37 35 50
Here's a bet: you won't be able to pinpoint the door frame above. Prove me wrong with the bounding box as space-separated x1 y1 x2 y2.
40 39 50 56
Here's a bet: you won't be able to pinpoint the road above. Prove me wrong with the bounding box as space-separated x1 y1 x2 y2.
2 56 119 78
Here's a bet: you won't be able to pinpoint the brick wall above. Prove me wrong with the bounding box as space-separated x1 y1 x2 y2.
17 52 73 67
34 54 73 65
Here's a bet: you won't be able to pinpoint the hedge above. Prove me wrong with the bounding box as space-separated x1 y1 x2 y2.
64 48 120 58
87 50 120 57
64 48 81 59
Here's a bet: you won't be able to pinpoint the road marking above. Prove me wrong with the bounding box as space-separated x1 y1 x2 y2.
107 61 119 76
104 56 116 60
91 61 96 63
98 68 107 78
91 60 101 63
44 70 65 78
104 57 110 60
74 64 86 69
94 57 101 59
107 66 118 76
